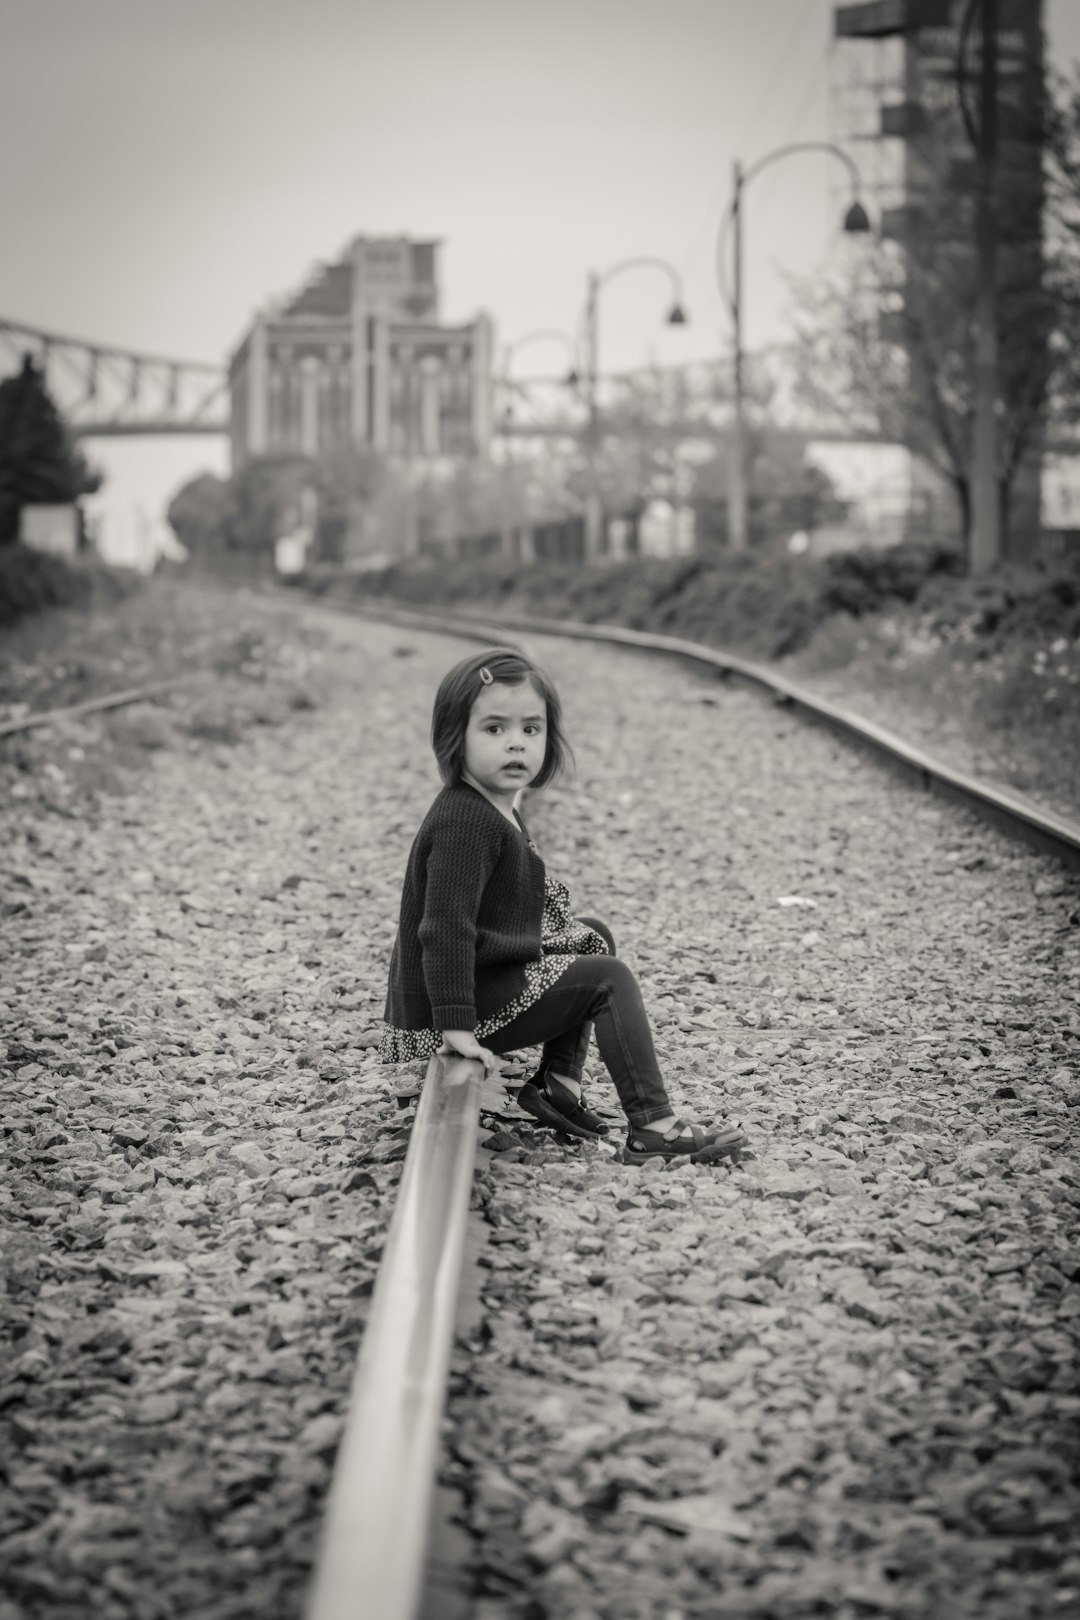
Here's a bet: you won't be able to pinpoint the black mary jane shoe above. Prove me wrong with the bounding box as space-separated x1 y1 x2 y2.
516 1069 610 1140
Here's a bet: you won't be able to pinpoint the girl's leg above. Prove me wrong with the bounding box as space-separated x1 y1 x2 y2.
489 954 673 1129
491 956 748 1161
539 915 615 1090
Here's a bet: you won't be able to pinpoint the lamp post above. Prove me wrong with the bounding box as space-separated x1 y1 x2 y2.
580 258 687 559
964 0 1000 573
719 142 870 553
498 330 579 560
499 328 579 417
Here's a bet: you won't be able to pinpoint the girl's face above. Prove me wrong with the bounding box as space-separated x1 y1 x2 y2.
462 678 547 806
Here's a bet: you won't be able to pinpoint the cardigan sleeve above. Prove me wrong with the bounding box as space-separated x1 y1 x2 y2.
418 802 505 1031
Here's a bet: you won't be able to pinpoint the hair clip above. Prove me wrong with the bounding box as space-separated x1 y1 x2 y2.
479 666 494 685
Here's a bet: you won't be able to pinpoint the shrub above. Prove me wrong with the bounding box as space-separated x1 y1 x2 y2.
0 544 138 627
821 540 964 618
917 555 1080 641
316 539 1080 664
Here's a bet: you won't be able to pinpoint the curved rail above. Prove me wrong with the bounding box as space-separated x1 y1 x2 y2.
0 677 192 738
332 598 1080 873
0 599 525 743
305 1051 484 1620
293 593 532 655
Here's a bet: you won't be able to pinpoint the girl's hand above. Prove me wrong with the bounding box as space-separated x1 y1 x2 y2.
439 1031 498 1076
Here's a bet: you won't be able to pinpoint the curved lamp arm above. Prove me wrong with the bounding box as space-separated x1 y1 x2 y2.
717 141 870 317
595 255 687 312
502 328 580 378
579 255 689 401
740 138 864 194
580 256 689 344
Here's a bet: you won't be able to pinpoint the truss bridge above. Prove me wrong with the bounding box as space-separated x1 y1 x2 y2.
0 317 229 438
0 314 753 455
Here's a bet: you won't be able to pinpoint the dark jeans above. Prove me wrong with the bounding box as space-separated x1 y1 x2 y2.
487 918 673 1128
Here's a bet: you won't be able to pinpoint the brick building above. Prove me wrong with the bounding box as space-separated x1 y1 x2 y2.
228 235 494 470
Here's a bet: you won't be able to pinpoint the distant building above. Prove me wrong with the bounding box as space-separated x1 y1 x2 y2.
228 235 494 470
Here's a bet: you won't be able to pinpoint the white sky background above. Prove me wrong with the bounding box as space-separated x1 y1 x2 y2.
2 0 1080 565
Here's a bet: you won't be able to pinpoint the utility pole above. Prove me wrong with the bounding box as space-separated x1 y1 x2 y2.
970 0 1000 573
578 259 687 560
498 414 516 561
721 146 868 554
583 270 603 559
727 159 748 552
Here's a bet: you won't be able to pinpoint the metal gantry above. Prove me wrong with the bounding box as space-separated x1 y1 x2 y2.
0 316 228 437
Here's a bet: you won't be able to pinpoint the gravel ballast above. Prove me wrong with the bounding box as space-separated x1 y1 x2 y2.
1 581 1078 1620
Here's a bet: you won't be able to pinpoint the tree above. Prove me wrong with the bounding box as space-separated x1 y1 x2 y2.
224 454 313 557
311 445 388 561
1042 65 1080 430
0 355 101 544
166 472 230 557
690 425 848 549
566 365 715 521
167 446 396 566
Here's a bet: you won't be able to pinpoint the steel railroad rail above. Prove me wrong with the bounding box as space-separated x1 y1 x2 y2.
329 598 1080 874
6 596 1076 871
305 1051 484 1620
0 677 193 738
0 607 525 742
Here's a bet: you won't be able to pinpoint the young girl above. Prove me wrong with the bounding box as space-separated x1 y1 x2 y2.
380 648 747 1166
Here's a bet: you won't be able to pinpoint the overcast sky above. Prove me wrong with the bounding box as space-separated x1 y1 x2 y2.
3 0 1079 558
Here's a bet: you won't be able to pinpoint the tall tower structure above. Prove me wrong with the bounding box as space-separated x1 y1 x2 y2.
831 0 1046 548
228 234 493 471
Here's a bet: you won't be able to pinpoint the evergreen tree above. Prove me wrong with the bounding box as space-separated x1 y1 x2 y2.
0 355 101 544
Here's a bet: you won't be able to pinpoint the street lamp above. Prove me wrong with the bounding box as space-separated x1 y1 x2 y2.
958 0 1000 573
718 141 870 553
498 329 580 560
499 328 579 428
580 258 688 558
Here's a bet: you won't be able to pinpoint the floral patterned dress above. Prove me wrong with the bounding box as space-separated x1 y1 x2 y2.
378 842 608 1066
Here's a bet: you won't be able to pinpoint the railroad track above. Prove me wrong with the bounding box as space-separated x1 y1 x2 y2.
294 600 1080 1618
0 675 196 738
5 593 1079 1618
312 597 1080 875
6 593 1077 874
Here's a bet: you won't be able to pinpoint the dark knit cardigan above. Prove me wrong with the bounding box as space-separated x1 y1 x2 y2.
383 783 545 1033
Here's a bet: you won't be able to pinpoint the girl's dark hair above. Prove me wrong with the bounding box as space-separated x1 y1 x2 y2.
431 647 572 789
